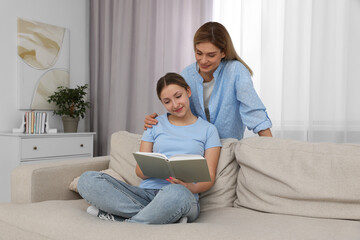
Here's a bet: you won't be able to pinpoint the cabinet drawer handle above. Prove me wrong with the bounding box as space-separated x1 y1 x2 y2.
33 146 37 150
80 144 84 147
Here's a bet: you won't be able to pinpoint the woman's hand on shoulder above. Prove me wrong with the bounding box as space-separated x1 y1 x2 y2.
144 113 159 130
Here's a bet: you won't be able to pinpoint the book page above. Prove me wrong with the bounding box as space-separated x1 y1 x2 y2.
169 154 204 161
133 152 167 159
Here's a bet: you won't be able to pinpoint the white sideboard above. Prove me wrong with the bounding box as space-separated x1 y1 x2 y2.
0 132 95 202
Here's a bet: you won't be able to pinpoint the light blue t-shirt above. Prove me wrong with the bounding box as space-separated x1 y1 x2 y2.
181 59 272 140
139 113 221 192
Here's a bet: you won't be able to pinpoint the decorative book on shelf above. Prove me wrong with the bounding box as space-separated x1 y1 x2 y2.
12 111 57 134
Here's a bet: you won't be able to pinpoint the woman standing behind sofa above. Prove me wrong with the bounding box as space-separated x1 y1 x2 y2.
145 22 272 140
78 73 221 224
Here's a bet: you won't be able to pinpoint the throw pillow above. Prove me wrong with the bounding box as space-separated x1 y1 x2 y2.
108 131 142 186
199 138 239 212
69 168 125 193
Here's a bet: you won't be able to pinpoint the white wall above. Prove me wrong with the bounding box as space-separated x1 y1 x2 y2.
0 0 89 132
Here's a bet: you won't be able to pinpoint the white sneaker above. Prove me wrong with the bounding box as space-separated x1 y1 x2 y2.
86 206 116 221
86 205 99 217
98 212 117 221
178 216 188 224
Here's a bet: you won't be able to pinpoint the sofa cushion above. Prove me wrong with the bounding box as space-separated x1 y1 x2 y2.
109 131 142 186
234 136 360 220
199 138 239 211
0 200 359 240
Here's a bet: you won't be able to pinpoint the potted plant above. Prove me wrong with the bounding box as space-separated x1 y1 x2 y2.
47 84 91 133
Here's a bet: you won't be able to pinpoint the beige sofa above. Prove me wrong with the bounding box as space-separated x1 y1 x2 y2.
0 131 360 240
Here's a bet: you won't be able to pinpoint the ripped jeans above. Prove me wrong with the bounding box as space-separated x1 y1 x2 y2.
77 171 200 224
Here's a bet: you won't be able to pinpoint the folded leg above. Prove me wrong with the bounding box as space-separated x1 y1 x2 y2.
77 171 158 218
127 184 200 224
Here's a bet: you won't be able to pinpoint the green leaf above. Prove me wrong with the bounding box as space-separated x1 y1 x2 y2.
47 84 91 119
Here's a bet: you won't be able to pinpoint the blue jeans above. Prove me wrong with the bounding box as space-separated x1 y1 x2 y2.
77 171 200 224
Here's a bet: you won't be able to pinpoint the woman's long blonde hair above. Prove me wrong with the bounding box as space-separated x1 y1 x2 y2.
193 22 253 76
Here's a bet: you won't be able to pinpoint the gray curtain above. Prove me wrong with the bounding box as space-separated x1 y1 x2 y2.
90 0 213 156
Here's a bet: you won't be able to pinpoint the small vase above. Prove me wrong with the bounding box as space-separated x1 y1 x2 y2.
61 116 80 133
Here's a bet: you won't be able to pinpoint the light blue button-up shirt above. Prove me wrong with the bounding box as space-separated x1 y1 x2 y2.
181 60 272 140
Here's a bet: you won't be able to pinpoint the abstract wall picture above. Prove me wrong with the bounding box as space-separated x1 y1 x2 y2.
17 18 70 110
31 69 70 109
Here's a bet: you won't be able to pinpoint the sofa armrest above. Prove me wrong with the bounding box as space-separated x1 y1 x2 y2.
11 156 110 204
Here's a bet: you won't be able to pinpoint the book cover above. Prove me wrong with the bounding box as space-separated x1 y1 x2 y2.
133 152 211 182
34 112 38 134
25 112 29 133
28 112 31 134
37 112 41 134
31 111 35 134
41 112 46 133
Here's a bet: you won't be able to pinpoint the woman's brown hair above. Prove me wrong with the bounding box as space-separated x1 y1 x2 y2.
156 73 190 100
193 22 253 76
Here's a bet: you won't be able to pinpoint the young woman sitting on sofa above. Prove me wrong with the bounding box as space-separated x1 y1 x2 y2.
77 72 221 224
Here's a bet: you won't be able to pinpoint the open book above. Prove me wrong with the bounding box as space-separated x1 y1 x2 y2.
133 152 211 182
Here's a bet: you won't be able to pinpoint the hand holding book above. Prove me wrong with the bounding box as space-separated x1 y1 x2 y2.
165 176 190 187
